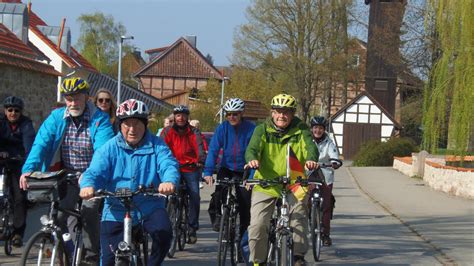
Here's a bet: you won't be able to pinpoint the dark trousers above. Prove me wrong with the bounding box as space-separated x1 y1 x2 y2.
211 167 251 236
321 183 334 235
100 208 172 266
8 167 27 236
181 171 201 230
58 183 101 259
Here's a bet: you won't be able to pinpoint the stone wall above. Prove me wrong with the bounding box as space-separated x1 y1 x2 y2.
393 154 474 199
0 65 58 130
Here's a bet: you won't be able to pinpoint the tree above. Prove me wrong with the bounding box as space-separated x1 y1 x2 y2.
422 0 474 155
76 12 132 74
233 0 352 122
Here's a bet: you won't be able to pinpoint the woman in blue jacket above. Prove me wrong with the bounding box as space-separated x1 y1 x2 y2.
80 99 179 266
203 98 255 235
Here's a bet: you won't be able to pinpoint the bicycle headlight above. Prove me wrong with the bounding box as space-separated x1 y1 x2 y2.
118 241 130 252
40 215 51 226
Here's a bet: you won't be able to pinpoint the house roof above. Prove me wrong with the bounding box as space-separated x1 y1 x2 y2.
0 23 59 75
243 100 268 120
0 22 35 57
87 72 174 113
144 46 169 54
330 91 402 128
135 37 224 80
29 10 97 73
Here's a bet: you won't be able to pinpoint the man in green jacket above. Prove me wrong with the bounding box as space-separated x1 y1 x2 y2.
245 93 318 266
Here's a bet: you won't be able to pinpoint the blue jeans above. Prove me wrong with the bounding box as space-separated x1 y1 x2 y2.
181 171 201 230
100 208 172 266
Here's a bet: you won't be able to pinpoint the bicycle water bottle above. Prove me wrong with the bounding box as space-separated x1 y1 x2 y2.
62 233 75 256
124 212 132 245
0 167 5 197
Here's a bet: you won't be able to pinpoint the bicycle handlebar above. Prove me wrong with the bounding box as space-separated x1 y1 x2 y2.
93 186 166 199
244 176 321 188
318 158 343 168
214 177 244 186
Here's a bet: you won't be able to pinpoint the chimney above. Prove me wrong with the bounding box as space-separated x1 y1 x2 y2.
184 35 197 48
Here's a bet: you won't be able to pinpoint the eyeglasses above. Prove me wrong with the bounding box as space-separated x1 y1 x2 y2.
226 113 240 117
6 108 20 113
98 98 111 104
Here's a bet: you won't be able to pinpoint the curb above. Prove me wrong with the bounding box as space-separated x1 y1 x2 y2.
346 167 457 266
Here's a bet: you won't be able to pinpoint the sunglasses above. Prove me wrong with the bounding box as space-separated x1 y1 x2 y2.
98 98 111 104
226 113 240 117
7 108 21 113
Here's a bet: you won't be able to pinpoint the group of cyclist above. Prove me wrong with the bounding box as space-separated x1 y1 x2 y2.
1 76 341 266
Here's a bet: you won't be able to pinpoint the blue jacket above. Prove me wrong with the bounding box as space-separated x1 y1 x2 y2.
80 131 180 223
22 102 114 173
203 119 255 176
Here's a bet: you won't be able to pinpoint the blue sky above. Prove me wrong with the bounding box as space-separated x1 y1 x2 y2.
31 0 251 66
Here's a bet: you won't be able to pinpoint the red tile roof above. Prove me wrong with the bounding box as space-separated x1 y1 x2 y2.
135 37 223 80
145 46 169 54
0 23 36 58
28 10 97 72
0 50 60 76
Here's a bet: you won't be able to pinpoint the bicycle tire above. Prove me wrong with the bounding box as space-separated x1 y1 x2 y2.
20 231 68 266
311 201 323 261
231 212 241 265
4 235 12 255
177 199 188 251
142 233 149 265
217 208 230 266
72 230 84 266
167 199 179 258
276 234 293 266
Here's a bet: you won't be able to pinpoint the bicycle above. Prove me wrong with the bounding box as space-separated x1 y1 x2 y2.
166 177 190 258
20 170 84 266
245 176 315 266
94 186 166 265
0 156 23 255
308 158 342 261
215 176 244 266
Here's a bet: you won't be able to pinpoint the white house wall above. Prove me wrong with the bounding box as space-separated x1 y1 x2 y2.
330 95 397 156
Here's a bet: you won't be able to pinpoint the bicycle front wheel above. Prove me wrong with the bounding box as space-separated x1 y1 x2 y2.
167 199 179 258
177 199 188 251
217 208 230 266
20 231 68 266
311 201 322 261
276 234 293 266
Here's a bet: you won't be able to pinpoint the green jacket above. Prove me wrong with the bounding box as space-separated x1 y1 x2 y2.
245 116 318 197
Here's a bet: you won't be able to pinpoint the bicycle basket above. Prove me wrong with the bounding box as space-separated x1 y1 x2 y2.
26 171 67 203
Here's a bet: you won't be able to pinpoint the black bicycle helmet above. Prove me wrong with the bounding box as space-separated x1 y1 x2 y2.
3 96 24 110
173 105 190 115
310 116 327 128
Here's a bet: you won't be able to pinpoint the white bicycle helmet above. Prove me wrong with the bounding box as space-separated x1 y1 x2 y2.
223 98 245 112
116 99 150 121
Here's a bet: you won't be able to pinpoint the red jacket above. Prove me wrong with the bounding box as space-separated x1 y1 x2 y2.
160 125 207 173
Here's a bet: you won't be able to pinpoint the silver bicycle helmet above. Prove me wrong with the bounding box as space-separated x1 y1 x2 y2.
223 98 245 112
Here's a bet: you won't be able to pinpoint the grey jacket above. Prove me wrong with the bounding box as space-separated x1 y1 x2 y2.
314 133 339 185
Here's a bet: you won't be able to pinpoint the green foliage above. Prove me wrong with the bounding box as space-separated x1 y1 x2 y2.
423 0 474 157
76 12 132 74
400 94 423 144
353 138 419 167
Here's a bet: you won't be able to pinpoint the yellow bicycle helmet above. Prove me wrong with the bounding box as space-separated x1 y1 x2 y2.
271 93 297 109
60 77 89 95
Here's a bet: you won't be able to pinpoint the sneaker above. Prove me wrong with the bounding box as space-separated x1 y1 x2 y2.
188 229 197 244
12 234 22 247
322 235 332 246
294 255 306 266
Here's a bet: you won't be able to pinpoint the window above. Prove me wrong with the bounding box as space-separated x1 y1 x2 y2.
350 55 360 67
374 79 388 91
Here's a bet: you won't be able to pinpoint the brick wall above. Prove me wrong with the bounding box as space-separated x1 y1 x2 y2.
0 65 58 130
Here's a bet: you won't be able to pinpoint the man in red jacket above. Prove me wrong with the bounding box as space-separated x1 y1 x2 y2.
160 105 207 244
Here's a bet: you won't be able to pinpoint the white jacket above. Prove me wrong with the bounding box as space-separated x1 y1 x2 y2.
314 133 340 185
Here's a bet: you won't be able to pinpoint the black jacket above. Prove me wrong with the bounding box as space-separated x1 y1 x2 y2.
0 114 36 158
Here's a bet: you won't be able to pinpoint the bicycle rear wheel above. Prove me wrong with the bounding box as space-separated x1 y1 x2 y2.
311 201 322 261
20 231 68 266
167 199 179 258
4 235 12 255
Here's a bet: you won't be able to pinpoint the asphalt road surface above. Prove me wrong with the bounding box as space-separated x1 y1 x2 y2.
1 166 471 265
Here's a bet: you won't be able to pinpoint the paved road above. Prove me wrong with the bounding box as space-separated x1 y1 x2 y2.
1 165 472 265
